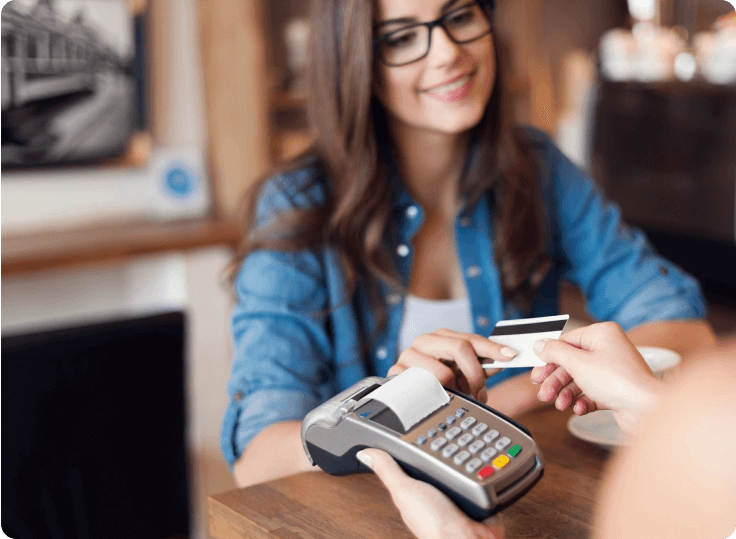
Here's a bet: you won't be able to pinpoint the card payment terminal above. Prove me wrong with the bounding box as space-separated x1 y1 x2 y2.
301 368 545 520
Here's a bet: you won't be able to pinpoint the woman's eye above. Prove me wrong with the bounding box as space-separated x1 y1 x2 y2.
384 30 418 49
447 8 476 27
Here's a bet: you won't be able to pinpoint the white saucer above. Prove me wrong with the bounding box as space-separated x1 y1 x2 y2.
567 410 631 447
637 346 682 376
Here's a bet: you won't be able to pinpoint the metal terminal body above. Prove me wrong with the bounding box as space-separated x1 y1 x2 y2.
302 376 545 520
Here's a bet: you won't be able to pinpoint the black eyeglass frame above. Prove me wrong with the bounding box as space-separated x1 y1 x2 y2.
373 0 496 67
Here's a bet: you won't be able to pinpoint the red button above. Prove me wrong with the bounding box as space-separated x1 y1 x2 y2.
478 466 495 479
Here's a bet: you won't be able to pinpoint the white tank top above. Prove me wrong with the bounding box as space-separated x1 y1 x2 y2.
398 295 473 353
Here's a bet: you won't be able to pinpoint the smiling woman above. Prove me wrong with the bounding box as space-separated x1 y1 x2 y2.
373 0 496 133
222 0 713 490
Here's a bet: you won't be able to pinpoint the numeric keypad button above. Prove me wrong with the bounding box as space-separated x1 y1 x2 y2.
483 429 499 444
457 433 474 447
453 451 471 465
466 458 483 474
460 416 477 430
442 443 459 458
430 437 447 451
480 447 498 462
471 423 488 437
469 440 485 454
446 427 462 440
495 436 511 451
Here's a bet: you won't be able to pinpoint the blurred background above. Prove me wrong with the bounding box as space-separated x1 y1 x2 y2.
1 0 735 538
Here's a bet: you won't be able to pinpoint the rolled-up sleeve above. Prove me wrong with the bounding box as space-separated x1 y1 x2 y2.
221 173 335 467
548 138 707 330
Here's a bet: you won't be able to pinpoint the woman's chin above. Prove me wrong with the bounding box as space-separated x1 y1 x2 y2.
429 113 486 135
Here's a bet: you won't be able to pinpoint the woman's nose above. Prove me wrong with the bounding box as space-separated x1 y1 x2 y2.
426 26 463 67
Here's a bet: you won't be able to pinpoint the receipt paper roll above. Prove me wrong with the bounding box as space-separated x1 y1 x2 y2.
368 367 450 432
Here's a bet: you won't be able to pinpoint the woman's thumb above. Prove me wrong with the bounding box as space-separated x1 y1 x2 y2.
357 449 406 490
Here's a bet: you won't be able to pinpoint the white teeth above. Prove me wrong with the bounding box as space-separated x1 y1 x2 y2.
426 74 472 94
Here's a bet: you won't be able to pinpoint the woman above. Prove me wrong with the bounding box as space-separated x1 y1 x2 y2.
222 0 714 487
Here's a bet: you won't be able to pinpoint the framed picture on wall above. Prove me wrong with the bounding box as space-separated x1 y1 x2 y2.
1 0 148 169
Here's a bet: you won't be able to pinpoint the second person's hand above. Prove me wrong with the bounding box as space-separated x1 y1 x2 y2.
389 328 518 404
530 322 664 437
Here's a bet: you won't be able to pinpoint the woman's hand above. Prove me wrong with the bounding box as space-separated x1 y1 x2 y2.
389 329 518 403
356 449 504 539
530 322 664 436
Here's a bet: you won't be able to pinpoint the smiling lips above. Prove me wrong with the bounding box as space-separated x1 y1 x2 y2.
422 71 475 102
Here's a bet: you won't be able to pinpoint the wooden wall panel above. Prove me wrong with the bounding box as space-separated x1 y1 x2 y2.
196 0 271 218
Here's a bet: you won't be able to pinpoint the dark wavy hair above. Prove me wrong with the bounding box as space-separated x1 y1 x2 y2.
229 0 551 332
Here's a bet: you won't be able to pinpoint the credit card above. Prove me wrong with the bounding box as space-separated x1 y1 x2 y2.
481 315 569 369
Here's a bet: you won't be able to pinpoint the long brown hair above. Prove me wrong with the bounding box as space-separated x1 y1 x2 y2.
229 0 551 327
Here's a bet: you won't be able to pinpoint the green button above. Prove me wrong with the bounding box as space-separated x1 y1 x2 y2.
508 444 521 457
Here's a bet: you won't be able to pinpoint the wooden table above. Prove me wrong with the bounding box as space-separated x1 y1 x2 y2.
209 407 615 538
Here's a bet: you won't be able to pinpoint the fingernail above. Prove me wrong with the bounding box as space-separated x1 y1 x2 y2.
500 346 517 358
533 339 551 355
356 450 373 469
477 388 488 403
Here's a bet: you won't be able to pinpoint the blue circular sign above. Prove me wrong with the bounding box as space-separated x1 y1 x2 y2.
164 165 197 198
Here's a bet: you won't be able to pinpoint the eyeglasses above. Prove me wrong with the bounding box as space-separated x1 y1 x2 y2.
374 1 495 67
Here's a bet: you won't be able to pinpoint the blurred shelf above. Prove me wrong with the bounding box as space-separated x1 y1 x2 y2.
598 78 736 96
1 217 243 277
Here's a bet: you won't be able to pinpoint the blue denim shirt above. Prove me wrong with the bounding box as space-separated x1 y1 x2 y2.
221 128 706 467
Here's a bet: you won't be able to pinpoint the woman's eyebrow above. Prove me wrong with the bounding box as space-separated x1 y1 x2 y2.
375 0 461 29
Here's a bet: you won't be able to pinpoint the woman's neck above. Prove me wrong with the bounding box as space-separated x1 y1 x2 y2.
388 119 470 215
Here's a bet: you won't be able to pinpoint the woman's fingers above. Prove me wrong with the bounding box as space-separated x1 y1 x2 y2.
410 332 489 399
395 329 519 402
434 328 518 362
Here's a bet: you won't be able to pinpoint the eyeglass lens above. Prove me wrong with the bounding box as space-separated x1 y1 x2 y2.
377 2 492 66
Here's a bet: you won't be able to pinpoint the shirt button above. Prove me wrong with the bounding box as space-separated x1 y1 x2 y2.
406 206 419 219
476 316 490 328
397 244 410 257
466 266 482 278
233 391 243 402
376 346 388 360
659 265 669 275
459 217 472 227
387 293 402 305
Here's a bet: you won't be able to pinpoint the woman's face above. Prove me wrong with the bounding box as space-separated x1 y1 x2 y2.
373 0 496 136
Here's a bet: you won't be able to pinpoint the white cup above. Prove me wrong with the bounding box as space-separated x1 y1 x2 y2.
636 346 682 379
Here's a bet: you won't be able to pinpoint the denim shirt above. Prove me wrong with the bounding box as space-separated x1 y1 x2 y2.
221 127 706 467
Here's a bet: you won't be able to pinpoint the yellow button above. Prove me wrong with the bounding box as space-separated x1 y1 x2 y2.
493 455 510 469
